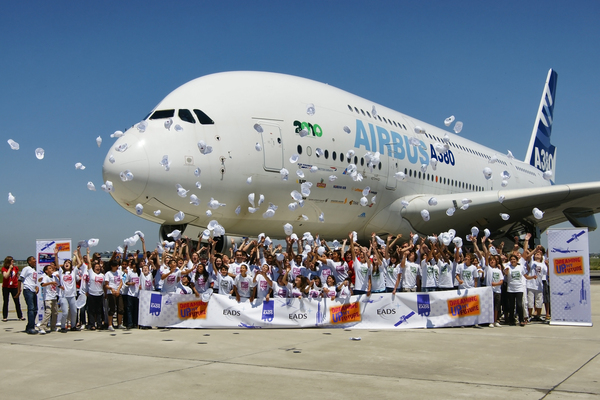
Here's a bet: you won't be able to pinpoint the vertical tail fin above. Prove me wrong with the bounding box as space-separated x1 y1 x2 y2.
525 69 558 181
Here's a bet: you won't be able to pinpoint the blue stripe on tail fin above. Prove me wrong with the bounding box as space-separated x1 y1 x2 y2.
525 69 558 181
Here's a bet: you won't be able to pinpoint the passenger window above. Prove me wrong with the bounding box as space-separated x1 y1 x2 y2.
193 109 214 125
332 151 337 161
149 109 175 119
297 145 303 155
324 150 329 159
178 109 196 124
347 105 353 111
340 153 344 163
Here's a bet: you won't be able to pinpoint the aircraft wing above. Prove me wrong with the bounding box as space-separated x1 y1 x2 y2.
393 182 600 239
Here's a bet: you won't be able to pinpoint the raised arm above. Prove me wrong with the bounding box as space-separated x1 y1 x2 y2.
348 232 357 261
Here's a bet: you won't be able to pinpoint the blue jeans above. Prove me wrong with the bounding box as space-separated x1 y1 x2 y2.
24 289 37 331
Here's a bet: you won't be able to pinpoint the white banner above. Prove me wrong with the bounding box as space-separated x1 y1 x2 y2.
35 239 72 324
547 228 592 326
138 287 493 329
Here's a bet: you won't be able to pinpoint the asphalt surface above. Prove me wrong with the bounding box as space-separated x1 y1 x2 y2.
1 284 599 400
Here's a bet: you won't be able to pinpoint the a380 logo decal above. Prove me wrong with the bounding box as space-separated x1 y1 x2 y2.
430 144 455 166
533 146 553 172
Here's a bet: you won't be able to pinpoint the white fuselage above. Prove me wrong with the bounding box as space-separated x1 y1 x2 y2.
102 71 550 241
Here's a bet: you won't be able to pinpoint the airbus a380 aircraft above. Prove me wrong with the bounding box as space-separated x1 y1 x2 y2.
102 69 600 249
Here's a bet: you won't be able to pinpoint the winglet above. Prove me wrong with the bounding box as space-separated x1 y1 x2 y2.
525 69 558 181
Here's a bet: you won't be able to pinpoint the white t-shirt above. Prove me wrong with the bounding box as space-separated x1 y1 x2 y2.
353 258 371 292
456 264 479 289
87 269 105 297
215 274 234 295
402 261 419 290
271 282 292 298
105 270 122 294
140 272 154 291
60 268 78 298
529 261 545 291
370 264 386 292
385 263 402 289
308 283 322 298
485 266 503 294
290 285 307 298
420 259 439 289
254 275 272 299
42 274 58 301
234 274 254 298
331 260 349 283
127 271 140 297
176 283 193 295
161 270 180 293
437 260 454 289
19 266 38 292
323 284 337 299
288 263 306 281
338 284 351 298
228 262 243 276
193 273 212 294
505 264 526 293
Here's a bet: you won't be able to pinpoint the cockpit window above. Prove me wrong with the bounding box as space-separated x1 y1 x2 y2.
178 109 196 124
193 109 214 125
149 109 175 119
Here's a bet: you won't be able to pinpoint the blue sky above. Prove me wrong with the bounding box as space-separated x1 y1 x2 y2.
1 0 599 258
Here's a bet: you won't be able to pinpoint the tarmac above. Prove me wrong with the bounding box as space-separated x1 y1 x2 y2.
1 284 599 400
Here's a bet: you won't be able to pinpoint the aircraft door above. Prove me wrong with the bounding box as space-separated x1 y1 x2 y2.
386 158 398 190
257 121 284 172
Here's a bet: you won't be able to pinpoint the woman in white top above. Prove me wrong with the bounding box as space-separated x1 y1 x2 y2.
58 256 78 332
161 259 181 293
503 254 531 326
271 267 291 298
290 275 310 298
322 275 337 300
348 232 371 296
192 263 212 294
233 264 255 302
308 276 324 298
85 261 105 330
253 264 273 301
176 275 199 296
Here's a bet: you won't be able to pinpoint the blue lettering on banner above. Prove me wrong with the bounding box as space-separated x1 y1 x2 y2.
261 300 274 322
417 294 431 317
150 293 162 316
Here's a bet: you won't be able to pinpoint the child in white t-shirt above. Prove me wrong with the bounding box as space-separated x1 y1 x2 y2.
39 264 59 334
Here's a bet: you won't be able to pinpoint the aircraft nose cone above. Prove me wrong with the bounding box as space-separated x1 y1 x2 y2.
102 132 149 204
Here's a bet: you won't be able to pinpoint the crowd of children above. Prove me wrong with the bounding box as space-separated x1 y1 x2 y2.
3 229 551 334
